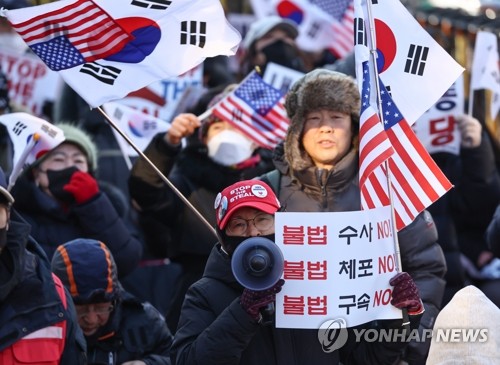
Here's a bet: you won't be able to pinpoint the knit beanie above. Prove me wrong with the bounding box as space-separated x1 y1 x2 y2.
31 123 98 174
283 69 360 171
51 239 121 305
426 285 500 364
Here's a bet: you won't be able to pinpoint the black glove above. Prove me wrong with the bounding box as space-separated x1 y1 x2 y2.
46 166 79 203
240 279 285 322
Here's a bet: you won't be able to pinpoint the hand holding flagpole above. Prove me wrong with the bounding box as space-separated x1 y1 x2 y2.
97 106 217 238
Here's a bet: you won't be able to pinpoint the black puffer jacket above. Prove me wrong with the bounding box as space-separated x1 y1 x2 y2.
0 216 86 364
265 141 446 365
85 293 173 365
172 244 419 365
11 175 142 278
128 134 274 258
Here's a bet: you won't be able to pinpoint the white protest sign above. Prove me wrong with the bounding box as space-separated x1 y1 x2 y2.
102 102 171 157
275 206 401 329
263 62 305 94
115 64 204 122
0 48 60 117
413 76 463 155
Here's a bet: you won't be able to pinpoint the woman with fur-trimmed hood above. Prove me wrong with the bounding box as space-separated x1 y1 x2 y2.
261 69 447 364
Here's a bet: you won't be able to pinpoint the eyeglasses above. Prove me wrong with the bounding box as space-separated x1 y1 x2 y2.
226 213 274 236
75 304 114 319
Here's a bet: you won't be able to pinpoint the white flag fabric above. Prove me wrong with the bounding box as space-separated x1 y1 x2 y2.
102 102 171 157
470 30 500 120
363 0 464 124
3 0 241 108
0 112 65 187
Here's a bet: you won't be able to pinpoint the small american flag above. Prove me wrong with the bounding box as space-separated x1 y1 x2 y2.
212 71 289 149
312 0 354 58
7 0 132 71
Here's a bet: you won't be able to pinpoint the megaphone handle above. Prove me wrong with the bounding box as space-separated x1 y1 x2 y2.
260 302 275 326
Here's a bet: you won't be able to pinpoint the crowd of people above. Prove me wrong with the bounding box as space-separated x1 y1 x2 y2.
0 1 500 364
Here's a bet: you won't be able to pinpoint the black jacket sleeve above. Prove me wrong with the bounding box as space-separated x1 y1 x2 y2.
172 285 260 365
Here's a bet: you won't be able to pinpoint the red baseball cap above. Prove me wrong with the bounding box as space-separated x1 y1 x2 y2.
215 180 281 230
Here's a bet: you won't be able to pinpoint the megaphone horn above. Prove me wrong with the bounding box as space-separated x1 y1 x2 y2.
231 237 284 291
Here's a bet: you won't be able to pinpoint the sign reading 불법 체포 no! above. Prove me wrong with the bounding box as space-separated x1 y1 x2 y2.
275 206 402 329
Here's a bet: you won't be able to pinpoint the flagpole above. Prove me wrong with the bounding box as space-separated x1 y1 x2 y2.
8 133 39 191
365 0 410 326
97 106 218 238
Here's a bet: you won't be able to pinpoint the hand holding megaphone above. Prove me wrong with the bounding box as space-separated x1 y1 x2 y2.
231 237 285 324
240 279 285 323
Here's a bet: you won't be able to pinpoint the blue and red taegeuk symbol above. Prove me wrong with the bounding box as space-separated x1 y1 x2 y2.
104 17 161 63
374 19 397 74
276 0 303 25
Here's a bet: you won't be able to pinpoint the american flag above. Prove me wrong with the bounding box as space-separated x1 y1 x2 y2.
358 61 394 194
312 0 354 58
362 80 453 230
353 0 451 230
212 71 289 149
8 0 132 71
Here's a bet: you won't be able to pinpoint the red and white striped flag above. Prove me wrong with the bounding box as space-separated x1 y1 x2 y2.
212 71 289 149
356 62 394 195
354 0 452 230
362 80 453 230
6 0 132 71
319 0 354 59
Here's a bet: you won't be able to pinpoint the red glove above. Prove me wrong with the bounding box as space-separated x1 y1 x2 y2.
389 272 424 316
63 171 99 204
240 279 285 322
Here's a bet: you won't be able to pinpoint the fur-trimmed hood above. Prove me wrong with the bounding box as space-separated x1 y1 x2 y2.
283 69 360 172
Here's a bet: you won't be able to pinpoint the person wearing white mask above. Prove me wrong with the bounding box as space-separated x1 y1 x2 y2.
128 85 276 331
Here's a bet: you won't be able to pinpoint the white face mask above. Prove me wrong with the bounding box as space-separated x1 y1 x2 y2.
207 130 256 166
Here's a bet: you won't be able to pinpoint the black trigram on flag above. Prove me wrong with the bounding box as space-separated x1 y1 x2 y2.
307 22 321 39
12 121 27 136
80 62 122 85
354 17 366 46
131 0 171 10
180 21 206 48
404 44 429 76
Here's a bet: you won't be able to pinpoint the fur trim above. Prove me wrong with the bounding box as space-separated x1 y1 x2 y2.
284 69 360 171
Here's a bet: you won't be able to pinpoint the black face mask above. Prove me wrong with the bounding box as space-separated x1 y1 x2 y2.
46 166 79 203
259 40 305 73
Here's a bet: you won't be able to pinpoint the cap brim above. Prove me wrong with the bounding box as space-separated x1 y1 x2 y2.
0 186 14 204
219 201 279 230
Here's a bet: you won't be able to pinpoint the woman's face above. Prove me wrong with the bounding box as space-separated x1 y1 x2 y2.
301 109 353 170
33 143 88 192
224 207 275 237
